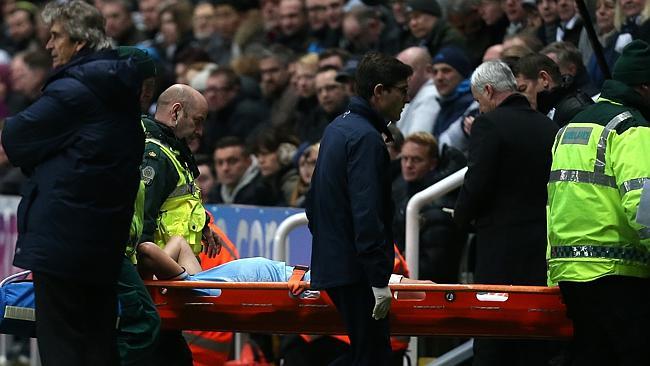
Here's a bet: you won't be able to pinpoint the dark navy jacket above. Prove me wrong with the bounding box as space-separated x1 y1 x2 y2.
1 49 145 283
305 96 394 289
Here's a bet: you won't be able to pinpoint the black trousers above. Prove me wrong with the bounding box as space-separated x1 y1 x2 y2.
32 271 119 366
559 275 650 366
326 283 391 366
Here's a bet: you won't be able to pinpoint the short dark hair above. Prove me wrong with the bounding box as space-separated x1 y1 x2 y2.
249 125 299 154
318 48 351 65
209 66 242 89
514 53 562 84
20 48 52 72
541 41 585 72
259 44 295 68
215 136 249 155
355 52 412 100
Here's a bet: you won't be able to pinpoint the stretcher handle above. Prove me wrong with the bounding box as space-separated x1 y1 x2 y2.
144 280 561 294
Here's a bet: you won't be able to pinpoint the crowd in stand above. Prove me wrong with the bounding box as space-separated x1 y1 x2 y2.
1 0 650 363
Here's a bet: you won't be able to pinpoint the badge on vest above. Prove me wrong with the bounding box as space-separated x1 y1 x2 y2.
561 127 593 145
141 166 155 185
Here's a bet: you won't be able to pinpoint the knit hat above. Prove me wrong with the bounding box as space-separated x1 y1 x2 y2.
117 46 157 79
405 0 442 17
612 40 650 85
432 46 472 78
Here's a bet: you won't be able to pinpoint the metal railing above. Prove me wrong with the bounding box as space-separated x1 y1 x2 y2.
272 212 308 262
405 167 467 280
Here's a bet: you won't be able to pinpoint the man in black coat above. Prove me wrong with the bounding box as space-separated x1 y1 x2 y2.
454 60 559 366
0 1 146 365
305 52 412 366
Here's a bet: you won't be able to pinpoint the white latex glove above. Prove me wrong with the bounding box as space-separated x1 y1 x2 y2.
371 286 392 320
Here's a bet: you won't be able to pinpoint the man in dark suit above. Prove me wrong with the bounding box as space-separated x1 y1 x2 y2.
454 60 559 366
305 52 412 366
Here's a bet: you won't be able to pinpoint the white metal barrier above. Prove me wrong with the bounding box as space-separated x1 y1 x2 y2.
404 167 467 363
272 212 308 262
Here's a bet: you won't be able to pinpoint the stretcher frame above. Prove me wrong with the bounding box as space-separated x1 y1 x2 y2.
145 281 573 339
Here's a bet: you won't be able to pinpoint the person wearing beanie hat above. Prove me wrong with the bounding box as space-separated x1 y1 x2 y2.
547 38 650 366
430 46 477 142
612 39 650 86
404 0 465 61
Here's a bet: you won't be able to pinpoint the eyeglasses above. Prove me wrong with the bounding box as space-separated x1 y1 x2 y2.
389 84 408 96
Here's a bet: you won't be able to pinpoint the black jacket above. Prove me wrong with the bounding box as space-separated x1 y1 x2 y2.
306 96 394 289
2 49 145 283
454 94 558 285
537 77 595 128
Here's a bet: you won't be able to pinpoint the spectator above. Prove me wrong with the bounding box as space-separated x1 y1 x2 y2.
536 0 560 45
341 5 400 56
613 0 650 46
278 0 312 52
207 136 274 205
395 46 440 137
297 66 348 143
454 60 559 365
138 0 162 40
447 0 495 66
502 0 530 35
404 0 465 58
211 0 249 65
389 0 412 49
200 66 268 154
3 2 40 55
317 47 351 69
578 0 618 88
323 0 345 47
7 47 50 114
391 132 466 283
289 142 319 207
541 41 599 96
293 53 320 125
258 44 300 134
554 0 583 46
102 0 147 46
478 0 509 45
195 154 216 202
431 46 478 153
250 127 300 206
306 0 330 45
157 0 195 65
514 52 593 126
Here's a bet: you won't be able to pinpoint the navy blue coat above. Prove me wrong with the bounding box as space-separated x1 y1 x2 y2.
1 49 145 284
305 96 394 289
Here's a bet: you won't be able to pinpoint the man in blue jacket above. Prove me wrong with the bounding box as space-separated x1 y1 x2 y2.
0 1 146 365
305 52 412 366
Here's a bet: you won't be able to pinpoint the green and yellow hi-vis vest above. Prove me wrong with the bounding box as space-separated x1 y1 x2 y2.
547 99 650 284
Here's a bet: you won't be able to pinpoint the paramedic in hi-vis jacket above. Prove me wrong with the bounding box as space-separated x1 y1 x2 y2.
547 40 650 365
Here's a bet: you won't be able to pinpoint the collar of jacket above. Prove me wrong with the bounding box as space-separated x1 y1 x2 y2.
497 92 531 109
45 48 114 86
600 79 650 120
142 115 200 177
347 96 393 142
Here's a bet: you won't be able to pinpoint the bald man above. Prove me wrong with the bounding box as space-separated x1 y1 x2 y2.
395 47 441 136
140 84 219 366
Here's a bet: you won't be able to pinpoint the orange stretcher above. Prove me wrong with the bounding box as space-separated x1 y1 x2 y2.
145 281 573 339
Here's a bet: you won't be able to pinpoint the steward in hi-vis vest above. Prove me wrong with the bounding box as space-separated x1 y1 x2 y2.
547 40 650 365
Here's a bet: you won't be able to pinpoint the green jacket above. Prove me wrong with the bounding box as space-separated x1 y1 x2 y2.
547 80 650 284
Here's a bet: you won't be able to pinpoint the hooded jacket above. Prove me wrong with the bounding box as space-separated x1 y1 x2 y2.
2 49 145 283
